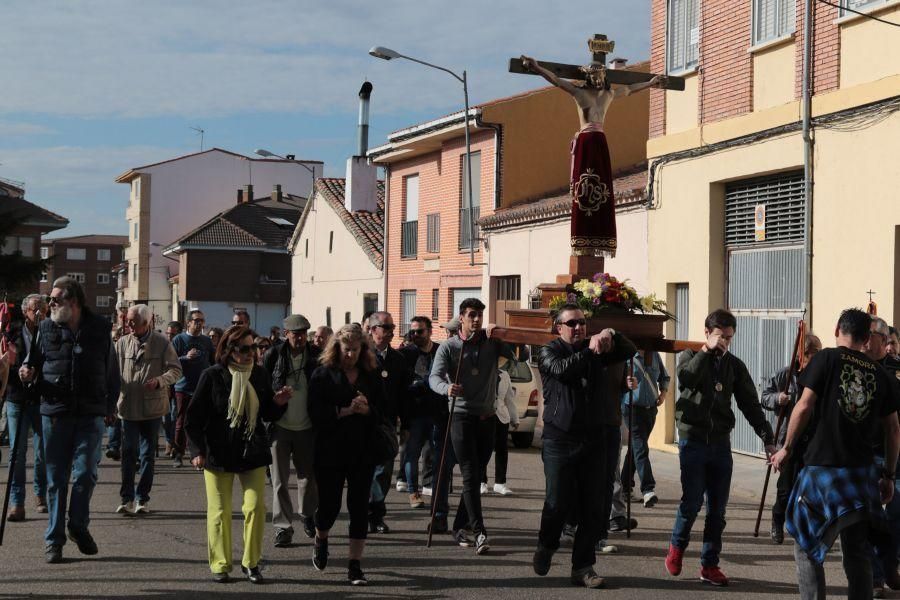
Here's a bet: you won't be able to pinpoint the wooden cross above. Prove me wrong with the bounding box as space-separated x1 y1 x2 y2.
509 34 685 91
867 289 876 303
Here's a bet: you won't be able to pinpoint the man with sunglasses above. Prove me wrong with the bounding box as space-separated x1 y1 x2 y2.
262 314 320 547
171 310 215 468
366 311 411 534
18 276 121 564
532 303 636 588
232 310 250 328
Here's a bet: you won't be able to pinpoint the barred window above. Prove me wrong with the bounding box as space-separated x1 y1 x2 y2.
841 0 888 15
725 171 805 247
752 0 795 45
667 0 699 73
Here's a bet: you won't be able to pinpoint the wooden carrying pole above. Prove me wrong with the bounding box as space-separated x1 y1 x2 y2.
753 319 805 537
625 358 634 539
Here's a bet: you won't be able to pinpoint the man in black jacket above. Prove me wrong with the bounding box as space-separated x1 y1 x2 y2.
262 314 320 547
532 303 636 589
367 311 411 534
761 332 821 544
19 277 120 564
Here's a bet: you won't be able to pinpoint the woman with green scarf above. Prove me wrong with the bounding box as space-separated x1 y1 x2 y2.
186 325 291 584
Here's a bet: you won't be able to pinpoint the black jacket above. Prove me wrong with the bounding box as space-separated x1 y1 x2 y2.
262 341 321 391
308 365 387 469
373 346 411 424
761 366 801 447
3 323 39 405
539 332 637 439
398 343 444 427
185 363 286 473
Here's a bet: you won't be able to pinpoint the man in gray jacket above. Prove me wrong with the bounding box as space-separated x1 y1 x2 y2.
115 304 181 515
429 298 514 555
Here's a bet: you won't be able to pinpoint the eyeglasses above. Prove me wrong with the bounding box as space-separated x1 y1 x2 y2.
237 344 259 354
560 318 587 328
374 324 395 331
48 296 64 306
191 318 205 323
408 329 426 336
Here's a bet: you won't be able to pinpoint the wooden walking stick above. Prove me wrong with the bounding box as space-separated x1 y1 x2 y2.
753 319 805 537
625 358 634 539
427 337 467 548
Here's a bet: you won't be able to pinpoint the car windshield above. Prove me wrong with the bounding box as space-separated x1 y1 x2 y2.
500 352 533 383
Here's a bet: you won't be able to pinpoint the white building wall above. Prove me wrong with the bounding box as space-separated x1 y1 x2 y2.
185 301 288 333
291 193 383 328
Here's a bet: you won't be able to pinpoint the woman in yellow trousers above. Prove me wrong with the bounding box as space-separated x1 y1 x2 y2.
186 325 290 583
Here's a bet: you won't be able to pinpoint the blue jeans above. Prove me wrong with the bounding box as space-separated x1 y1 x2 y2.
621 406 657 494
106 418 121 451
430 415 456 521
42 414 105 545
162 396 175 446
539 436 606 570
670 438 733 567
871 456 900 585
6 401 47 506
403 416 433 494
120 418 161 503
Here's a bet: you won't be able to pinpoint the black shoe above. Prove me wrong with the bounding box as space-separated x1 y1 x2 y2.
241 565 264 584
348 560 368 586
66 528 98 555
533 544 554 576
608 516 638 533
428 516 449 534
561 523 576 542
274 529 292 548
213 572 229 583
45 544 62 564
105 448 121 461
372 518 390 534
303 516 316 539
771 523 784 545
313 537 329 571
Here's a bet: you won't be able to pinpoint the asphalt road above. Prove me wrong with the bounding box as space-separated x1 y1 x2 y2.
0 439 865 599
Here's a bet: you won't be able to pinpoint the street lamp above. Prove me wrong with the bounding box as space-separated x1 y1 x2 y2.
254 148 316 176
369 45 477 266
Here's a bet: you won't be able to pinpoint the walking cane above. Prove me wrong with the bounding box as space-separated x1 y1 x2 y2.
427 339 467 548
625 358 634 539
753 319 805 537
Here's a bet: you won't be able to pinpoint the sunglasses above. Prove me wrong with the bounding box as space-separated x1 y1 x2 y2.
236 344 259 354
374 324 395 331
48 296 64 306
408 329 426 336
231 320 243 325
560 318 587 328
191 318 205 323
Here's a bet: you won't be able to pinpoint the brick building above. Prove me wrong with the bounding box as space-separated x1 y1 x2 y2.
40 235 127 321
646 0 900 454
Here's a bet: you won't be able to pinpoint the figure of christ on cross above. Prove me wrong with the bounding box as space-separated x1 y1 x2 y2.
514 37 674 261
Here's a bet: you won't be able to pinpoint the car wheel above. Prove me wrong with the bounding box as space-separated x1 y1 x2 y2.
511 431 534 449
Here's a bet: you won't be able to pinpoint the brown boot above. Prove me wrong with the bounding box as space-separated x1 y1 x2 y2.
35 496 48 514
164 443 174 457
7 506 25 522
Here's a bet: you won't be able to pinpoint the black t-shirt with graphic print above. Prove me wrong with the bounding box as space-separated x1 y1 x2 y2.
800 347 899 467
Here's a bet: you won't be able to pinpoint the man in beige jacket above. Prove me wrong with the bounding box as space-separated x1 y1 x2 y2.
115 304 181 515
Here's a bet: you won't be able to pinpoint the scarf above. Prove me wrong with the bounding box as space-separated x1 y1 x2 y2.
227 361 259 438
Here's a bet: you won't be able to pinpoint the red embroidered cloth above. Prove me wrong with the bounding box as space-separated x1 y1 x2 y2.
569 125 616 257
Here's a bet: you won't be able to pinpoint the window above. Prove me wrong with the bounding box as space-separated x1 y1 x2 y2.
426 213 441 253
725 171 805 247
667 0 699 73
363 293 378 316
40 246 49 259
132 222 138 240
344 311 351 324
496 276 521 301
97 273 110 284
66 248 86 260
40 272 48 283
17 236 34 257
328 231 334 254
325 307 332 328
97 248 111 261
459 151 481 250
96 296 111 308
400 290 416 335
450 288 482 318
841 0 888 15
132 265 137 282
432 288 440 322
66 272 86 284
402 175 419 258
305 238 309 258
2 236 34 257
752 0 795 45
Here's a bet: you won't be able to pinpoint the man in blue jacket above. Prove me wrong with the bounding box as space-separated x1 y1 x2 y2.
19 277 120 564
170 309 215 468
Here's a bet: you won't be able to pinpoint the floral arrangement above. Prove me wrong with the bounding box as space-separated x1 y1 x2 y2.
548 272 675 320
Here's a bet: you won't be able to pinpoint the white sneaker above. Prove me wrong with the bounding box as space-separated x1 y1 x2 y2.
395 480 408 493
134 501 150 514
643 491 658 508
116 501 135 514
493 483 513 496
479 483 489 495
421 487 432 497
596 539 619 554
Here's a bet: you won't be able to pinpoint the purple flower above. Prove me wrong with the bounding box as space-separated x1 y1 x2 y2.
567 293 577 303
592 296 601 306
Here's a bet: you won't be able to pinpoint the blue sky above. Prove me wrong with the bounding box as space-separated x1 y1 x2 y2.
0 0 650 237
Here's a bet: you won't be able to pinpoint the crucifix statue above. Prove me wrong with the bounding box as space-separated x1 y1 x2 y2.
510 35 683 272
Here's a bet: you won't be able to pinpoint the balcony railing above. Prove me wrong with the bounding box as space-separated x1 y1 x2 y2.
458 207 481 250
401 220 418 258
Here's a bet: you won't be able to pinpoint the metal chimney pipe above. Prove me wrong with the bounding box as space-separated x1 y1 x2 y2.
357 81 373 157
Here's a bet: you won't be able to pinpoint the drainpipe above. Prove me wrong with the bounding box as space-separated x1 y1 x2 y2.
474 113 502 210
382 163 390 312
802 0 814 324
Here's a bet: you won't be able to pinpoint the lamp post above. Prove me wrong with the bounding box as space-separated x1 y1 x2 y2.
254 148 317 176
369 46 477 266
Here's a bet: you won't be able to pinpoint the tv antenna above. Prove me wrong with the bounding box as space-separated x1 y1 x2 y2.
189 126 205 151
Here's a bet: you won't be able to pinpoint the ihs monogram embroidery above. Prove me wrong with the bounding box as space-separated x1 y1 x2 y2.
571 168 610 216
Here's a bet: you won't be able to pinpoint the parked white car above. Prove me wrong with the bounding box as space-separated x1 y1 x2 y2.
499 345 542 448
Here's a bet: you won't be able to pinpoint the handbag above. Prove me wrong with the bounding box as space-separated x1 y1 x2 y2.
371 419 399 463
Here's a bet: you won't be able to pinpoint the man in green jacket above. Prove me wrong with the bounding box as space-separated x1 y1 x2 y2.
664 309 775 587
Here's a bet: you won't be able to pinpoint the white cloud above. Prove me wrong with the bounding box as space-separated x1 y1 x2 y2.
0 121 55 136
0 0 650 118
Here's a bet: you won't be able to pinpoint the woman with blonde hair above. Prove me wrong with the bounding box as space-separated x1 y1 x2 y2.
186 325 291 583
308 324 387 586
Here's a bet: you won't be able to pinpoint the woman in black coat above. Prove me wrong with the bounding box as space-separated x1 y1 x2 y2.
185 325 290 584
308 323 387 586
